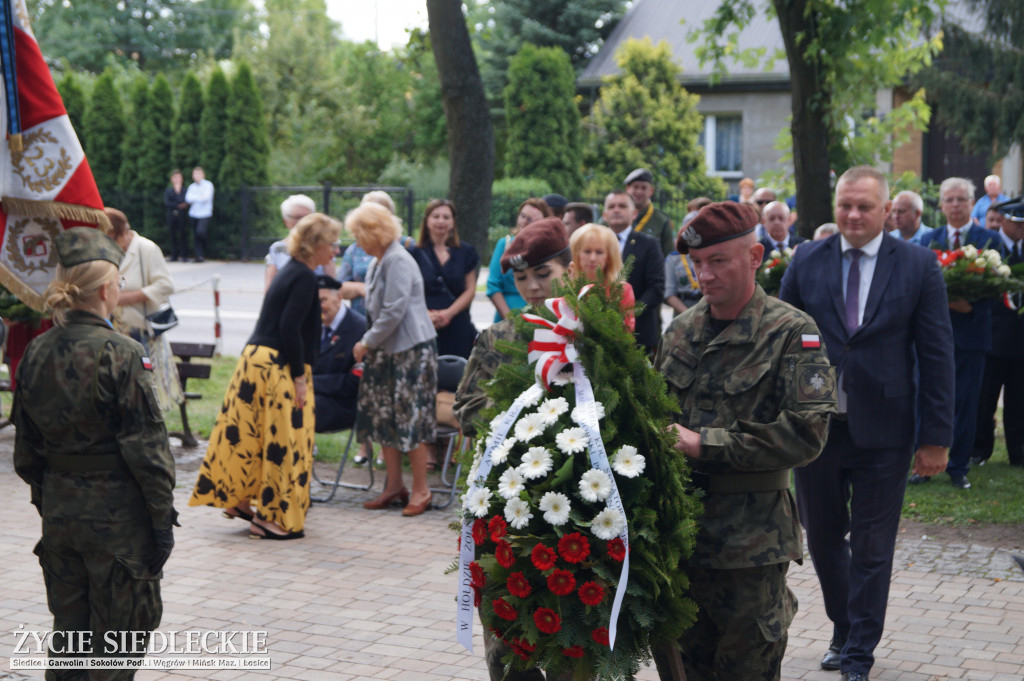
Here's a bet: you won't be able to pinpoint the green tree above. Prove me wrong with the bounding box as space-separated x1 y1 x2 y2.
504 44 583 196
139 74 175 193
914 0 1024 162
57 73 88 138
692 0 940 235
118 77 150 191
405 29 449 164
583 39 725 199
219 61 268 189
199 66 230 181
172 71 205 173
82 70 126 193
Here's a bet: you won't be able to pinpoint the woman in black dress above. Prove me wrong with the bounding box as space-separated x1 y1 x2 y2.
410 199 479 358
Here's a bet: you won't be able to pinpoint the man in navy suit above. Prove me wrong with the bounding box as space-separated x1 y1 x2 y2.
603 190 665 354
910 177 1003 489
759 200 807 263
780 166 955 681
974 197 1024 467
313 276 367 433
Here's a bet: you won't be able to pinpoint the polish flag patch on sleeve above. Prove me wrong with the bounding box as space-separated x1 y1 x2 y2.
801 334 821 348
141 357 153 370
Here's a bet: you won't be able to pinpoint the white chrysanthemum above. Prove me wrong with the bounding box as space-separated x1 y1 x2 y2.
489 411 508 433
556 427 588 454
974 257 988 268
572 401 606 426
550 371 574 386
521 383 544 407
514 413 548 442
490 436 517 465
579 468 612 502
998 264 1012 277
538 491 571 526
497 467 526 499
504 498 533 530
611 445 646 478
962 244 978 258
465 487 494 518
466 457 481 485
537 397 570 425
984 249 1002 266
782 247 794 257
518 446 554 480
591 507 626 540
769 249 781 260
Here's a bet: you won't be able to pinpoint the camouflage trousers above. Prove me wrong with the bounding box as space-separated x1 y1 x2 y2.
654 563 796 681
35 518 162 681
483 629 573 681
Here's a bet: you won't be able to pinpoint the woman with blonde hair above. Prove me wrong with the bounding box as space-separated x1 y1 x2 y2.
191 213 341 540
347 202 438 517
568 223 636 331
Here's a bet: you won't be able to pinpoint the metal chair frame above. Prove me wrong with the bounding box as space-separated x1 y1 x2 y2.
429 354 469 509
311 427 374 503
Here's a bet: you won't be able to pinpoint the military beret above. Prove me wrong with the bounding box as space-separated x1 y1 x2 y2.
994 196 1024 223
501 217 569 273
676 202 759 254
542 194 569 210
316 275 342 290
624 168 654 186
55 227 124 268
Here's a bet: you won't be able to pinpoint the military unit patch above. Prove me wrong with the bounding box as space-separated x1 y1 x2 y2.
797 364 835 402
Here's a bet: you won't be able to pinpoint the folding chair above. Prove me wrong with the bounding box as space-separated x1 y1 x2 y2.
311 424 374 503
431 354 468 509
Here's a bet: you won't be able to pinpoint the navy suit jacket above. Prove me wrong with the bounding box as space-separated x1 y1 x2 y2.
759 234 807 263
921 224 1004 352
312 308 367 432
990 240 1024 358
622 230 665 353
779 233 954 450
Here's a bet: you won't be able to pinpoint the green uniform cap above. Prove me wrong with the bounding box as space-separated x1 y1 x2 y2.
56 227 124 268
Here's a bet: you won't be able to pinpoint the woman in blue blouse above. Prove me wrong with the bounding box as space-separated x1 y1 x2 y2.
485 197 551 321
410 199 479 358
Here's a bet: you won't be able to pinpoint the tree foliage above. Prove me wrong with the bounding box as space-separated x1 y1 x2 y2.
82 70 125 193
118 77 150 191
691 0 941 235
583 39 725 199
504 44 583 196
56 73 87 138
171 72 205 173
914 0 1024 161
219 61 269 189
139 74 174 193
199 66 230 181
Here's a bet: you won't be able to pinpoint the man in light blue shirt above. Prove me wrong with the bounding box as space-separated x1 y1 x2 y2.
971 175 1008 228
184 166 214 262
890 191 930 244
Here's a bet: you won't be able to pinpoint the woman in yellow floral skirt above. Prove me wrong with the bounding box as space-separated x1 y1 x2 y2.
190 213 341 539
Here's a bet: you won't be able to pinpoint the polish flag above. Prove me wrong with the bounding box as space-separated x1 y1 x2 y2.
801 334 821 348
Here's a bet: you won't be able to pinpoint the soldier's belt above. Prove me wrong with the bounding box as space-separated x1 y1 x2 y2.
690 469 792 494
47 450 128 473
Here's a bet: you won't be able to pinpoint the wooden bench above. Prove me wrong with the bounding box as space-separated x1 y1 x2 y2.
170 341 216 448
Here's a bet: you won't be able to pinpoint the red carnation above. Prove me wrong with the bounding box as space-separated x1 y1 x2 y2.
607 538 626 562
492 598 518 621
495 538 516 568
472 518 488 545
489 627 505 642
470 561 486 589
507 572 532 598
533 607 562 634
591 627 609 646
457 535 461 551
578 581 605 606
531 543 557 570
474 587 482 608
547 569 576 596
558 532 591 564
488 515 508 542
511 638 536 660
562 645 585 658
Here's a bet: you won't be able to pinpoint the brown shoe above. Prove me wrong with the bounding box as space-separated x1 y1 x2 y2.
402 492 433 517
363 487 409 510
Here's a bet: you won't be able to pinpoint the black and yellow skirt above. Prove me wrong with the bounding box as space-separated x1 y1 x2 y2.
189 345 314 532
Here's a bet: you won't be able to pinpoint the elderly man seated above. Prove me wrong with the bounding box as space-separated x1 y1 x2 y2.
313 275 367 433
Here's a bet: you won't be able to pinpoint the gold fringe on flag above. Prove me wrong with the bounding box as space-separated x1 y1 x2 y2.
8 134 23 154
0 263 45 313
1 196 113 233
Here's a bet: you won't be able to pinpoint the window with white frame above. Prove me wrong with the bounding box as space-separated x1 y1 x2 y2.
699 114 743 178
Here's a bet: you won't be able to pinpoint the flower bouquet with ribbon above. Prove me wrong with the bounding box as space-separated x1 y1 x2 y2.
755 246 794 296
933 245 1024 301
455 276 701 680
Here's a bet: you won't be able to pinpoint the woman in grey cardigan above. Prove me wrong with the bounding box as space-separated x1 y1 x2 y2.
348 203 438 516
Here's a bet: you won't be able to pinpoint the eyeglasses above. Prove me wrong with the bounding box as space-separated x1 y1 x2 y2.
755 200 771 205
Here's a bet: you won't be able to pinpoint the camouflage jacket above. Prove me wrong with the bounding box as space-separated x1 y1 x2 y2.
13 310 176 530
634 205 676 257
454 315 526 438
655 286 835 569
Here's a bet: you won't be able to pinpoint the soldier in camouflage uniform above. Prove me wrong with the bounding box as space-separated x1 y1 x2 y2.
653 203 836 681
13 227 177 679
454 217 573 681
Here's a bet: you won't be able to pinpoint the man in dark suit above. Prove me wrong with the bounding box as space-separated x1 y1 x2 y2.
313 276 367 433
974 197 1024 468
602 190 665 354
780 165 955 681
911 178 1004 489
759 200 807 262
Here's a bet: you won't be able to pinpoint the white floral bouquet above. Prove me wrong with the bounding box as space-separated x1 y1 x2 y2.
932 244 1024 301
755 246 794 296
454 278 700 680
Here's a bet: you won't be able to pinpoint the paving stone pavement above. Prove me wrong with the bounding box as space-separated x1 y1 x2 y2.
1 429 1022 681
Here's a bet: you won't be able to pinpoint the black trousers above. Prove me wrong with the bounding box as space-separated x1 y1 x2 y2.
191 217 210 259
974 354 1024 464
167 213 187 260
794 420 912 676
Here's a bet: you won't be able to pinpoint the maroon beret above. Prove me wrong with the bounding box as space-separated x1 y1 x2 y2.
676 201 759 254
501 217 569 273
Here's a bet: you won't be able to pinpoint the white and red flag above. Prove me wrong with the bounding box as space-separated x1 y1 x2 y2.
0 0 109 312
